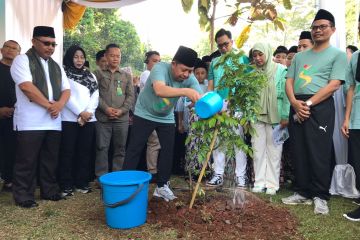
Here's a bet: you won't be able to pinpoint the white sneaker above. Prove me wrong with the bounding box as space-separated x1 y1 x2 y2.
206 174 223 187
313 197 329 215
282 193 312 205
265 188 276 195
236 176 247 189
153 182 177 202
251 186 265 193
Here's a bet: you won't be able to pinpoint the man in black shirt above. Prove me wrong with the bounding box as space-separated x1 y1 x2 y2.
0 40 21 192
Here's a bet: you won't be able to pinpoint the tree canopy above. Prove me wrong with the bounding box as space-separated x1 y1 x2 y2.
64 8 144 74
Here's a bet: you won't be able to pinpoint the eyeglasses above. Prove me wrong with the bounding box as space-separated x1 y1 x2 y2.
34 38 57 47
217 41 230 49
310 24 332 31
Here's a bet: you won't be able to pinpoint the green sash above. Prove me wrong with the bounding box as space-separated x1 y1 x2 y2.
26 47 62 100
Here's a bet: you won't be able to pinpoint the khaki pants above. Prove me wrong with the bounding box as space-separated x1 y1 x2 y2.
95 121 128 178
146 130 160 174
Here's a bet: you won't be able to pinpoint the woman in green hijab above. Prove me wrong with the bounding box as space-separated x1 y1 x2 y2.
251 42 290 195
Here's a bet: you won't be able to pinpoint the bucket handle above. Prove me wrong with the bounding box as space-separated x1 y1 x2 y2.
101 183 145 208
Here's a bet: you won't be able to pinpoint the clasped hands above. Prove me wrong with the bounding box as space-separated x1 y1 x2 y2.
106 107 123 120
292 100 310 123
47 101 65 119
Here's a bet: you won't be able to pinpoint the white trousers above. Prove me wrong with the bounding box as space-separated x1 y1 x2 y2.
212 126 247 183
251 122 283 190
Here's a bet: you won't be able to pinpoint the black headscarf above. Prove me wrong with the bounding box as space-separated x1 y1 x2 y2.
63 45 98 94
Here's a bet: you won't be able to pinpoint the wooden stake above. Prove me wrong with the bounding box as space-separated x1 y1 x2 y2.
189 125 219 209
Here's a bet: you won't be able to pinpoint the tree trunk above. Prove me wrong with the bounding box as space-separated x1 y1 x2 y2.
209 0 217 52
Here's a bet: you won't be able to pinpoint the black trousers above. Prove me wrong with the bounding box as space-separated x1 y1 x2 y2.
13 131 61 203
0 118 16 183
289 95 335 200
123 115 175 187
58 121 95 189
348 129 360 191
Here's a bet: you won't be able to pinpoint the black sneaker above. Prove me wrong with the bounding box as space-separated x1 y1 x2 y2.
352 198 360 206
75 186 92 194
41 193 66 201
343 207 360 222
2 182 12 192
16 200 39 208
61 188 74 197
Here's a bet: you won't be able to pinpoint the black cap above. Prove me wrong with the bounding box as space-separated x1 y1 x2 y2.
194 58 208 71
33 26 55 38
288 46 298 54
96 50 106 61
273 46 288 56
173 46 198 68
201 55 211 63
209 50 221 59
313 9 335 26
299 31 312 40
347 45 358 53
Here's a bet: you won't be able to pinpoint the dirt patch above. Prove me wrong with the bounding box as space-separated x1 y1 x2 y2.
147 190 302 240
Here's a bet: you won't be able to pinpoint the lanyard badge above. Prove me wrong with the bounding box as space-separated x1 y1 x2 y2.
116 80 123 96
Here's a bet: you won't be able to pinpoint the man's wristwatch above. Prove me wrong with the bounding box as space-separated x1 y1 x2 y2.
305 100 313 107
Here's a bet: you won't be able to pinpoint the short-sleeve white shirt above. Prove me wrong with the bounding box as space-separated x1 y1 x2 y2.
139 69 150 91
10 54 70 131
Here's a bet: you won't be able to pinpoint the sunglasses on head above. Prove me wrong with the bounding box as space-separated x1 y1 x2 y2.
34 38 57 47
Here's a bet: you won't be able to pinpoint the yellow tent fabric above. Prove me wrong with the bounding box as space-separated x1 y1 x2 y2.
63 1 86 30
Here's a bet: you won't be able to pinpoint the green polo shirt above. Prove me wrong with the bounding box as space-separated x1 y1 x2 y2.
135 62 203 123
287 46 346 95
345 51 360 129
208 51 249 99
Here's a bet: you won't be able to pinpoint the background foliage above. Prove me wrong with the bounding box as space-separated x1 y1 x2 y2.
64 8 145 74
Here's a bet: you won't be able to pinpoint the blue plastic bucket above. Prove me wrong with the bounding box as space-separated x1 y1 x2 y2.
195 91 223 119
99 171 152 229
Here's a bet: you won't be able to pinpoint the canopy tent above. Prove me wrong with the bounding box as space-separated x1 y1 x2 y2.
0 0 145 62
62 0 146 29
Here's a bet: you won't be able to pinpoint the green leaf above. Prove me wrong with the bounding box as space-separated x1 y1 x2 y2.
209 117 217 128
282 0 292 10
273 18 285 31
181 0 194 13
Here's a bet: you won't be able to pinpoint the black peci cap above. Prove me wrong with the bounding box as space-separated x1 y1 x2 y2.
33 26 55 38
313 9 335 26
194 59 208 71
288 46 298 54
173 46 198 68
299 31 312 40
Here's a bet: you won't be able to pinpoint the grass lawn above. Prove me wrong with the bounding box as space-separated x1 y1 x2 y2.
257 187 360 240
0 178 359 240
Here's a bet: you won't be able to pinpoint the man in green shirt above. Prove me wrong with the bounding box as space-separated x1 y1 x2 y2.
342 42 360 222
282 9 347 215
206 28 249 189
123 46 202 202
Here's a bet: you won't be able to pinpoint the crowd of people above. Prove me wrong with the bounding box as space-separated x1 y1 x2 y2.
1 8 360 223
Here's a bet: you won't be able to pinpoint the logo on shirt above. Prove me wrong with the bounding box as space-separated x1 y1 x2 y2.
154 97 172 111
294 64 316 91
